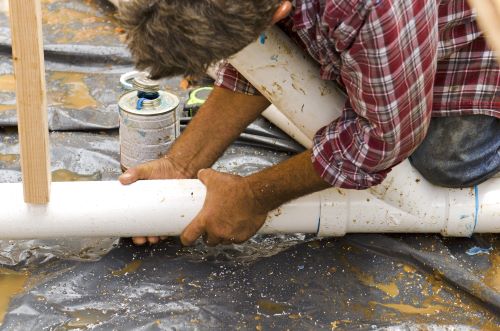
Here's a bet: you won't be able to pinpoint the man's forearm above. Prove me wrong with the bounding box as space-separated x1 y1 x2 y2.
245 150 331 213
167 86 270 177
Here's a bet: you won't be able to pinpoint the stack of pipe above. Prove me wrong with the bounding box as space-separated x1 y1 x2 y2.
0 25 498 239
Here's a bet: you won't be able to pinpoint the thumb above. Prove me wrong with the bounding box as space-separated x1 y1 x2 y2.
197 168 217 186
119 163 154 185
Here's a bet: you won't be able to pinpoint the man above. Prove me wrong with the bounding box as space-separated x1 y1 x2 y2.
117 0 499 246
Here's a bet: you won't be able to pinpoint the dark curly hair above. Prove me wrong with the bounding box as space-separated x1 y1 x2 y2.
118 0 281 79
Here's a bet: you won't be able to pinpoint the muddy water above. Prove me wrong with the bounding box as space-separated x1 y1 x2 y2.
0 75 15 92
0 268 28 325
62 308 116 330
0 74 16 113
373 302 447 315
111 260 142 276
484 249 500 291
0 162 101 181
51 169 101 182
359 262 500 328
342 251 401 298
257 299 292 316
1 71 99 113
0 3 116 121
335 245 500 328
49 72 98 110
350 266 400 298
40 0 120 44
0 105 15 112
43 6 103 26
0 153 18 164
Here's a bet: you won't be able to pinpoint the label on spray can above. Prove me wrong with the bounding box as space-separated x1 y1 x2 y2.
118 74 180 171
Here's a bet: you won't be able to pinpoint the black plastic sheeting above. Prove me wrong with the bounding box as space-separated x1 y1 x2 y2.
1 234 499 330
0 0 499 329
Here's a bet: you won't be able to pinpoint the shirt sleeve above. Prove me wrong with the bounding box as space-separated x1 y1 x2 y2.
214 60 261 96
312 0 438 189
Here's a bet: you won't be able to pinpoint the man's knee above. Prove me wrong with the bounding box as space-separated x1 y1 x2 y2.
409 115 500 188
410 151 478 188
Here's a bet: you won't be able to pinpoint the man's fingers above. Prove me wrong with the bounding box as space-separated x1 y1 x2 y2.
203 233 221 247
119 163 154 185
131 236 167 246
132 237 147 245
188 169 218 246
180 217 206 246
147 236 160 244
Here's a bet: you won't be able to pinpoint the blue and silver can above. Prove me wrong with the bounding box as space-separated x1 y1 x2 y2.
118 73 180 171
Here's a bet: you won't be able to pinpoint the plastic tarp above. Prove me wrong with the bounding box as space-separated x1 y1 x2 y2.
0 0 498 329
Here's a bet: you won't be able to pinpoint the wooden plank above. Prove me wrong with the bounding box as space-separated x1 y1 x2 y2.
8 0 51 204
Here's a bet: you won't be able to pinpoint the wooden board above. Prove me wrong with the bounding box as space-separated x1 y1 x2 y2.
8 0 51 204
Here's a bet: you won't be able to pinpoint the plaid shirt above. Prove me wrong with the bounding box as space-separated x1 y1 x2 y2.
215 0 500 189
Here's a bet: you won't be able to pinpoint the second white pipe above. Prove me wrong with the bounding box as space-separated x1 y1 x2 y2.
228 26 500 236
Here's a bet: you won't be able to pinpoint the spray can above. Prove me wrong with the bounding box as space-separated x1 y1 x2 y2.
118 73 180 171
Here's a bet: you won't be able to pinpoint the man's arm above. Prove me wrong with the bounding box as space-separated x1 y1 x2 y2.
119 86 270 183
246 150 331 212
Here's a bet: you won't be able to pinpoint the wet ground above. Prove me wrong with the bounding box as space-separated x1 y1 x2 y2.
0 234 499 329
0 0 498 329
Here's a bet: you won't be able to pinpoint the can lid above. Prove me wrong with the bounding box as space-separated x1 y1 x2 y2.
119 90 180 116
132 73 160 93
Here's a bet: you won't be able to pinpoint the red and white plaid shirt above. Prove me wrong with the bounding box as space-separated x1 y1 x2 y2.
215 0 500 189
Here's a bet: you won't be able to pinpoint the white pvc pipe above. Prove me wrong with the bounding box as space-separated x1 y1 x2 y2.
228 26 500 236
107 0 120 7
0 177 497 239
0 180 316 239
229 27 346 140
261 105 313 148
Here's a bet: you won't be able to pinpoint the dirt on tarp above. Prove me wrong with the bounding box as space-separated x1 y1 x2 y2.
0 234 499 330
0 0 498 330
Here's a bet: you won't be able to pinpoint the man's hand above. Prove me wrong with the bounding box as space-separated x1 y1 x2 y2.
181 150 331 247
119 156 192 245
181 169 268 246
119 156 191 184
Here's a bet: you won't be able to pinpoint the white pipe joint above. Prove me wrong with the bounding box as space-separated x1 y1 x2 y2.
228 26 500 237
0 177 497 238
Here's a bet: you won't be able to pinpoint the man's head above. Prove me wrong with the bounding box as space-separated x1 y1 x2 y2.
118 0 292 79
